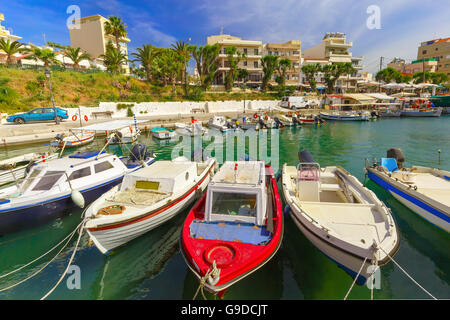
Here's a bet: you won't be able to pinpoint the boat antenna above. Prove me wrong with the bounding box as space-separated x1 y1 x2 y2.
438 149 441 170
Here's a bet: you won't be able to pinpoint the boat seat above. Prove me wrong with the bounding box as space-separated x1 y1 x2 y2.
381 158 398 174
320 183 342 192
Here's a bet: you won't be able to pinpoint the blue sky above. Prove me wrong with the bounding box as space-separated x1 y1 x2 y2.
1 0 449 73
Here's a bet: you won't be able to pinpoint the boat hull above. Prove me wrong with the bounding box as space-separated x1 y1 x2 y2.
400 109 442 117
181 165 283 294
0 176 123 236
86 164 214 254
319 113 367 121
366 168 449 232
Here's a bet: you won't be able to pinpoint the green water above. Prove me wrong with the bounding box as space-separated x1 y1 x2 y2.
0 117 449 300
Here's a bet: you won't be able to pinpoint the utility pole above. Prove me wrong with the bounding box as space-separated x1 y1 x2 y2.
378 56 384 92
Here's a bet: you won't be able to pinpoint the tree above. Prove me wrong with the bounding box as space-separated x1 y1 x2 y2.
171 41 191 96
153 48 183 94
29 46 60 68
103 16 127 52
301 63 321 92
430 72 449 85
0 39 25 65
276 58 292 89
224 46 246 91
261 55 279 91
322 62 356 93
63 47 91 69
189 44 220 90
237 68 249 84
132 44 160 82
100 42 129 73
375 67 400 84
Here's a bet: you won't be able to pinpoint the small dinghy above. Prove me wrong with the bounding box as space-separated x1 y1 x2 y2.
181 161 283 297
175 121 208 136
298 114 324 125
0 144 155 235
0 152 58 186
282 150 399 284
152 127 176 140
319 111 369 121
50 130 95 148
84 153 217 254
208 116 234 132
365 148 450 232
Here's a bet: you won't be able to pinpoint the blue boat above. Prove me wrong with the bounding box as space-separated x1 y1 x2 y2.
365 148 450 232
0 145 155 235
320 111 369 121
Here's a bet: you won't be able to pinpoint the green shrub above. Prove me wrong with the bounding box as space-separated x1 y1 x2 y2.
127 107 134 117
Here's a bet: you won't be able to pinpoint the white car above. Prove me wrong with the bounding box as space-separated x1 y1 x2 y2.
280 96 309 109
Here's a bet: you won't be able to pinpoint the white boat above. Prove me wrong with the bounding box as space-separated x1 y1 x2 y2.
0 145 156 236
282 150 399 284
365 148 450 232
84 155 217 254
50 130 95 149
151 127 176 140
208 115 233 132
0 152 58 186
175 121 208 136
320 111 369 121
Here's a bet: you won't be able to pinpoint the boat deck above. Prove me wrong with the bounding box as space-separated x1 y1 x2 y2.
413 173 450 207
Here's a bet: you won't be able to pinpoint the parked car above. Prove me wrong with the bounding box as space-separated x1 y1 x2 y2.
7 107 68 124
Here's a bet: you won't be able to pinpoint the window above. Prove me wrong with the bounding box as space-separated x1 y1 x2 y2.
243 61 247 66
30 109 43 114
94 161 114 173
68 167 91 180
243 48 247 54
32 171 64 191
254 61 258 68
254 48 259 55
211 192 257 217
422 50 427 54
22 168 42 191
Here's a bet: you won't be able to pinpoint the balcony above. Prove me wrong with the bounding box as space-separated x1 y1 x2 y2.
326 41 352 48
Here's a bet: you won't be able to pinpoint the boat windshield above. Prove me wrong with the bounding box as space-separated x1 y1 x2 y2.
32 171 65 191
211 192 257 218
21 168 42 191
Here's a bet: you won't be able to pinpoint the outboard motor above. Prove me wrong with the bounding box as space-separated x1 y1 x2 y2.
274 117 284 129
129 144 150 162
226 121 234 129
292 116 299 126
258 118 268 129
387 148 405 169
191 147 209 162
55 133 65 141
371 110 379 118
298 149 315 164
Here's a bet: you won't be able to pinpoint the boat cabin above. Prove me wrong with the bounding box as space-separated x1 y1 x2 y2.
18 151 127 196
204 161 267 226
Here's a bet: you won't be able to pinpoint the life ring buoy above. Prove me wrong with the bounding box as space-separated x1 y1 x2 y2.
84 115 89 122
253 113 258 119
129 125 133 133
288 112 292 116
264 116 268 121
72 115 77 121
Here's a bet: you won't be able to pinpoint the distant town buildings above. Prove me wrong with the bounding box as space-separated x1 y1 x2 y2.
417 37 450 76
69 14 130 73
301 32 364 92
263 40 302 85
0 13 21 42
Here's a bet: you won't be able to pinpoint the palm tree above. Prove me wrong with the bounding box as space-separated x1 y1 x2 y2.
100 42 129 73
340 62 357 92
103 16 127 52
63 47 91 70
171 40 191 95
29 46 60 68
430 72 449 85
0 39 25 65
261 55 279 91
223 46 246 91
132 44 160 82
154 49 182 94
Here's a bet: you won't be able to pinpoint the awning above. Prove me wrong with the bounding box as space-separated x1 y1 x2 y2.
365 93 394 100
73 119 148 131
342 94 377 102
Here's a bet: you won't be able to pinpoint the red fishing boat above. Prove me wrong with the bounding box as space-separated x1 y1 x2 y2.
181 161 283 297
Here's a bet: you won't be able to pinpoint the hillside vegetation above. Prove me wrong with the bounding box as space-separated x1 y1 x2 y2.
0 67 280 114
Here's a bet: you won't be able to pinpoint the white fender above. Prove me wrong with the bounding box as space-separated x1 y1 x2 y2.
71 190 85 208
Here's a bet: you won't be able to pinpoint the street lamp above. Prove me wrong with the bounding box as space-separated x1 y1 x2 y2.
44 69 59 125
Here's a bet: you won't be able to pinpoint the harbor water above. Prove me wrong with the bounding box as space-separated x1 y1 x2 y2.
0 116 449 300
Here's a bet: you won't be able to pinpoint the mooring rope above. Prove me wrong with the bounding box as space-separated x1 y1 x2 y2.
378 245 437 300
0 219 84 292
343 255 369 300
192 261 219 300
40 219 86 300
